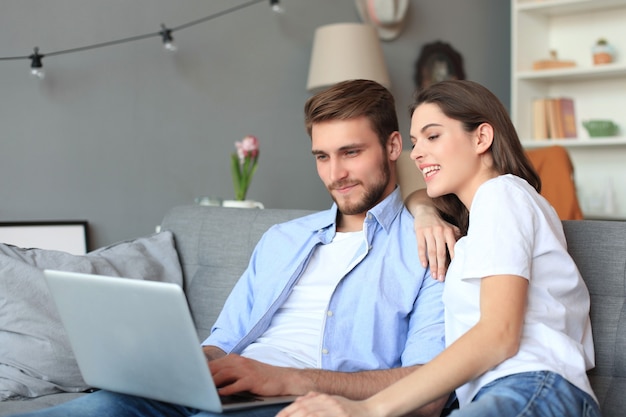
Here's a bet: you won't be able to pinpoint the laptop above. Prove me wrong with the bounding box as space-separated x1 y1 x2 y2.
43 269 297 413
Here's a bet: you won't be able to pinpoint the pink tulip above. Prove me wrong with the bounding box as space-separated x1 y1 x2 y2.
231 135 260 201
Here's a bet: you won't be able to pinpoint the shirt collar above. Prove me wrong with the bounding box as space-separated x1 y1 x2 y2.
303 186 405 238
364 186 404 234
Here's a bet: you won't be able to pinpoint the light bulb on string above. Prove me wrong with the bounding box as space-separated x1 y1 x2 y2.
29 47 45 79
270 0 284 14
2 0 278 78
160 24 177 52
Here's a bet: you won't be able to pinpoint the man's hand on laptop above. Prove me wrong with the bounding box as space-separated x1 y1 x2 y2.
209 353 301 397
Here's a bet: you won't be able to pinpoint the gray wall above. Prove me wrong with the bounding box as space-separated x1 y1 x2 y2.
0 0 510 249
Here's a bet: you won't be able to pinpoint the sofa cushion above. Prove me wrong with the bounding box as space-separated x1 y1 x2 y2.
0 231 182 401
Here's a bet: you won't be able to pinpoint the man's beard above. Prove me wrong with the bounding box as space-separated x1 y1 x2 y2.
330 159 391 215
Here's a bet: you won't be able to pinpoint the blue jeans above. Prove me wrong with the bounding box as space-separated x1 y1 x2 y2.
11 371 599 417
449 371 600 417
10 390 287 417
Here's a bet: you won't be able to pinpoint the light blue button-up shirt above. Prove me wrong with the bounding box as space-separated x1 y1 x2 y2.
203 187 444 371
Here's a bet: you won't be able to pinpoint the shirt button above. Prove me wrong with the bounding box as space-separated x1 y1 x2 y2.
327 310 333 317
322 348 329 354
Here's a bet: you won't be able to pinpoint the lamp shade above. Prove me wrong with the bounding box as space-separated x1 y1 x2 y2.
306 23 391 92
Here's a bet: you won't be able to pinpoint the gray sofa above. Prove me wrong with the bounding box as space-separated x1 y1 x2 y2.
1 205 624 417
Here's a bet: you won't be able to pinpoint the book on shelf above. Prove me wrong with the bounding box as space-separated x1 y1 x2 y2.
532 98 549 140
532 97 577 140
559 98 577 138
546 98 564 139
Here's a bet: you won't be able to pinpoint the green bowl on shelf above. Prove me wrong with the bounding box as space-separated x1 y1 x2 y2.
583 120 618 137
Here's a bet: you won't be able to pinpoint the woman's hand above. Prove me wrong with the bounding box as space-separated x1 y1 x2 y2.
276 392 373 417
405 189 459 281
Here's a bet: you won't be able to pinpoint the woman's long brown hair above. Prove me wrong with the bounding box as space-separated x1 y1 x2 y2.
409 80 541 237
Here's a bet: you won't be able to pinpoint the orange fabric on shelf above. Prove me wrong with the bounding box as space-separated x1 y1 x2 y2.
525 145 584 220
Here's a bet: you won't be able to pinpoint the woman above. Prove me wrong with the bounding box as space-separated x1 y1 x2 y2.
276 80 599 417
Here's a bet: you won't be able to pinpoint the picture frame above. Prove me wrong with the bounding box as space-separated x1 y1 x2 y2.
413 41 466 90
0 221 89 255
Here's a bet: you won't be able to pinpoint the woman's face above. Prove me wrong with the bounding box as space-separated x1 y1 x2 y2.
409 102 489 209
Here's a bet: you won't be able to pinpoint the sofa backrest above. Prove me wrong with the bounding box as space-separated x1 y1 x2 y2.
160 205 314 340
161 205 625 417
562 220 626 416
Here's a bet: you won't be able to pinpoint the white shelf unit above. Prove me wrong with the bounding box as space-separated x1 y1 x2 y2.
512 0 626 219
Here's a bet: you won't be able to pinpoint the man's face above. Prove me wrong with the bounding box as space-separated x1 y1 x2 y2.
311 116 393 216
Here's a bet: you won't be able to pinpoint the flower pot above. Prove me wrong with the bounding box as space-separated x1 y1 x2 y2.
593 51 613 65
222 200 264 209
592 39 614 65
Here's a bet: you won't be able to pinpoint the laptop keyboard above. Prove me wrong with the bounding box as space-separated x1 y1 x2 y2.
220 392 264 405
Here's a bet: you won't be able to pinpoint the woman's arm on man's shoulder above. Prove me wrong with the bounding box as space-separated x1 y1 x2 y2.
405 189 459 281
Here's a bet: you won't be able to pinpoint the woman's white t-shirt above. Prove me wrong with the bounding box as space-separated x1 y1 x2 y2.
444 174 596 406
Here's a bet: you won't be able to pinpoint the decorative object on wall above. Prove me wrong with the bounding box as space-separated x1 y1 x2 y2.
0 221 89 255
231 135 260 201
354 0 409 41
0 0 282 79
413 41 465 91
306 23 390 92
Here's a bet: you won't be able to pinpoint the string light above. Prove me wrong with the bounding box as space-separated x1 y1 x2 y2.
29 47 45 79
270 0 285 13
159 24 177 52
0 0 281 79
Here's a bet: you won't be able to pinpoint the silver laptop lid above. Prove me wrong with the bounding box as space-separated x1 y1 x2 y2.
43 269 224 412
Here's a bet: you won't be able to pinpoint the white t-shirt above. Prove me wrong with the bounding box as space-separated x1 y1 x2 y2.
241 230 364 368
444 174 596 406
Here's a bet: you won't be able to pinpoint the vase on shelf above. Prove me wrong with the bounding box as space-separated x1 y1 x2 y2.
592 38 614 65
221 200 264 209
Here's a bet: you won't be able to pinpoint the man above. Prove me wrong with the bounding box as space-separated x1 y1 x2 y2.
13 79 450 417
